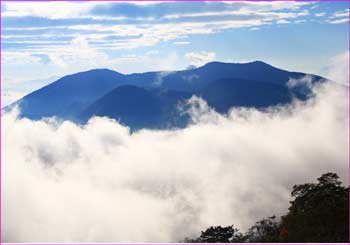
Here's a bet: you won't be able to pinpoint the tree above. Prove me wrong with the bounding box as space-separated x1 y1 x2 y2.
182 225 247 243
180 172 349 243
280 172 349 242
246 216 280 242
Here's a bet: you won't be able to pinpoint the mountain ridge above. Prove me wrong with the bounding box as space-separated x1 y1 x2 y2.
5 60 327 129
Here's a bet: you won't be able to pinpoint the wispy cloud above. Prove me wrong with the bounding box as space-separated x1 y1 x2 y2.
276 19 291 24
314 12 325 17
174 41 191 45
2 51 42 65
185 51 216 67
327 18 349 24
332 8 349 18
323 50 349 86
327 8 349 24
2 1 314 54
1 2 99 19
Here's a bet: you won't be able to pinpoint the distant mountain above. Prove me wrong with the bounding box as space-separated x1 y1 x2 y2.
156 61 322 91
199 78 293 113
5 61 326 129
79 85 192 129
8 69 130 119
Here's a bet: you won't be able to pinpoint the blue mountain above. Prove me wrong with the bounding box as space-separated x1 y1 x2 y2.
199 78 293 113
8 69 130 120
154 61 322 91
5 61 325 129
79 85 192 129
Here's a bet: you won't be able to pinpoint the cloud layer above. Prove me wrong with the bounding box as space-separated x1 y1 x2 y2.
0 1 321 66
2 80 348 243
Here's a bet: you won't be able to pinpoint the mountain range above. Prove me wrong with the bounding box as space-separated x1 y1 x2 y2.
6 61 325 130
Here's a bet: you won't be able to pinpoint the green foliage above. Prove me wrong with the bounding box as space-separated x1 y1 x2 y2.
180 173 349 243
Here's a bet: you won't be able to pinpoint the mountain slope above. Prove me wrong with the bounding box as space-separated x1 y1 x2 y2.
10 69 130 120
78 78 300 129
158 61 322 92
79 85 193 129
200 78 293 113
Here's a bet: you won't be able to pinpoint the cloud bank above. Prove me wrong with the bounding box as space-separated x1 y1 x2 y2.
2 81 348 243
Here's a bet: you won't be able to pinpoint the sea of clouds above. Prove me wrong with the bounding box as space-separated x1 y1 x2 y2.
2 72 349 242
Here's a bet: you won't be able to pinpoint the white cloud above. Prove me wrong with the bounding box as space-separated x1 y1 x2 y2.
332 9 349 18
2 1 312 20
174 41 191 45
234 1 313 11
328 18 349 24
47 36 109 70
327 9 349 24
1 52 42 65
115 51 181 74
1 1 317 55
1 13 299 53
315 12 325 17
1 2 99 19
287 75 315 88
163 9 308 20
324 50 349 86
3 80 348 243
185 51 216 67
276 19 290 24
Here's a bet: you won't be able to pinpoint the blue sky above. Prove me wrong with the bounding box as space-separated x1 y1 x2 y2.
1 1 349 106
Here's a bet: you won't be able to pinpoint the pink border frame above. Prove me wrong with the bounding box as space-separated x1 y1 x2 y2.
0 0 349 244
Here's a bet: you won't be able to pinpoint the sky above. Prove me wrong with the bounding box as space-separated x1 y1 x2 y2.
1 1 349 106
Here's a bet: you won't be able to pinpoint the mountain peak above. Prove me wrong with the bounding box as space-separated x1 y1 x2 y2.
202 60 270 67
68 68 124 77
250 60 268 65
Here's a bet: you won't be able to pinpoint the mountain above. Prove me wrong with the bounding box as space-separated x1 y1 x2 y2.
78 76 319 129
79 85 193 129
8 69 130 120
5 61 326 129
155 61 322 92
199 78 293 113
